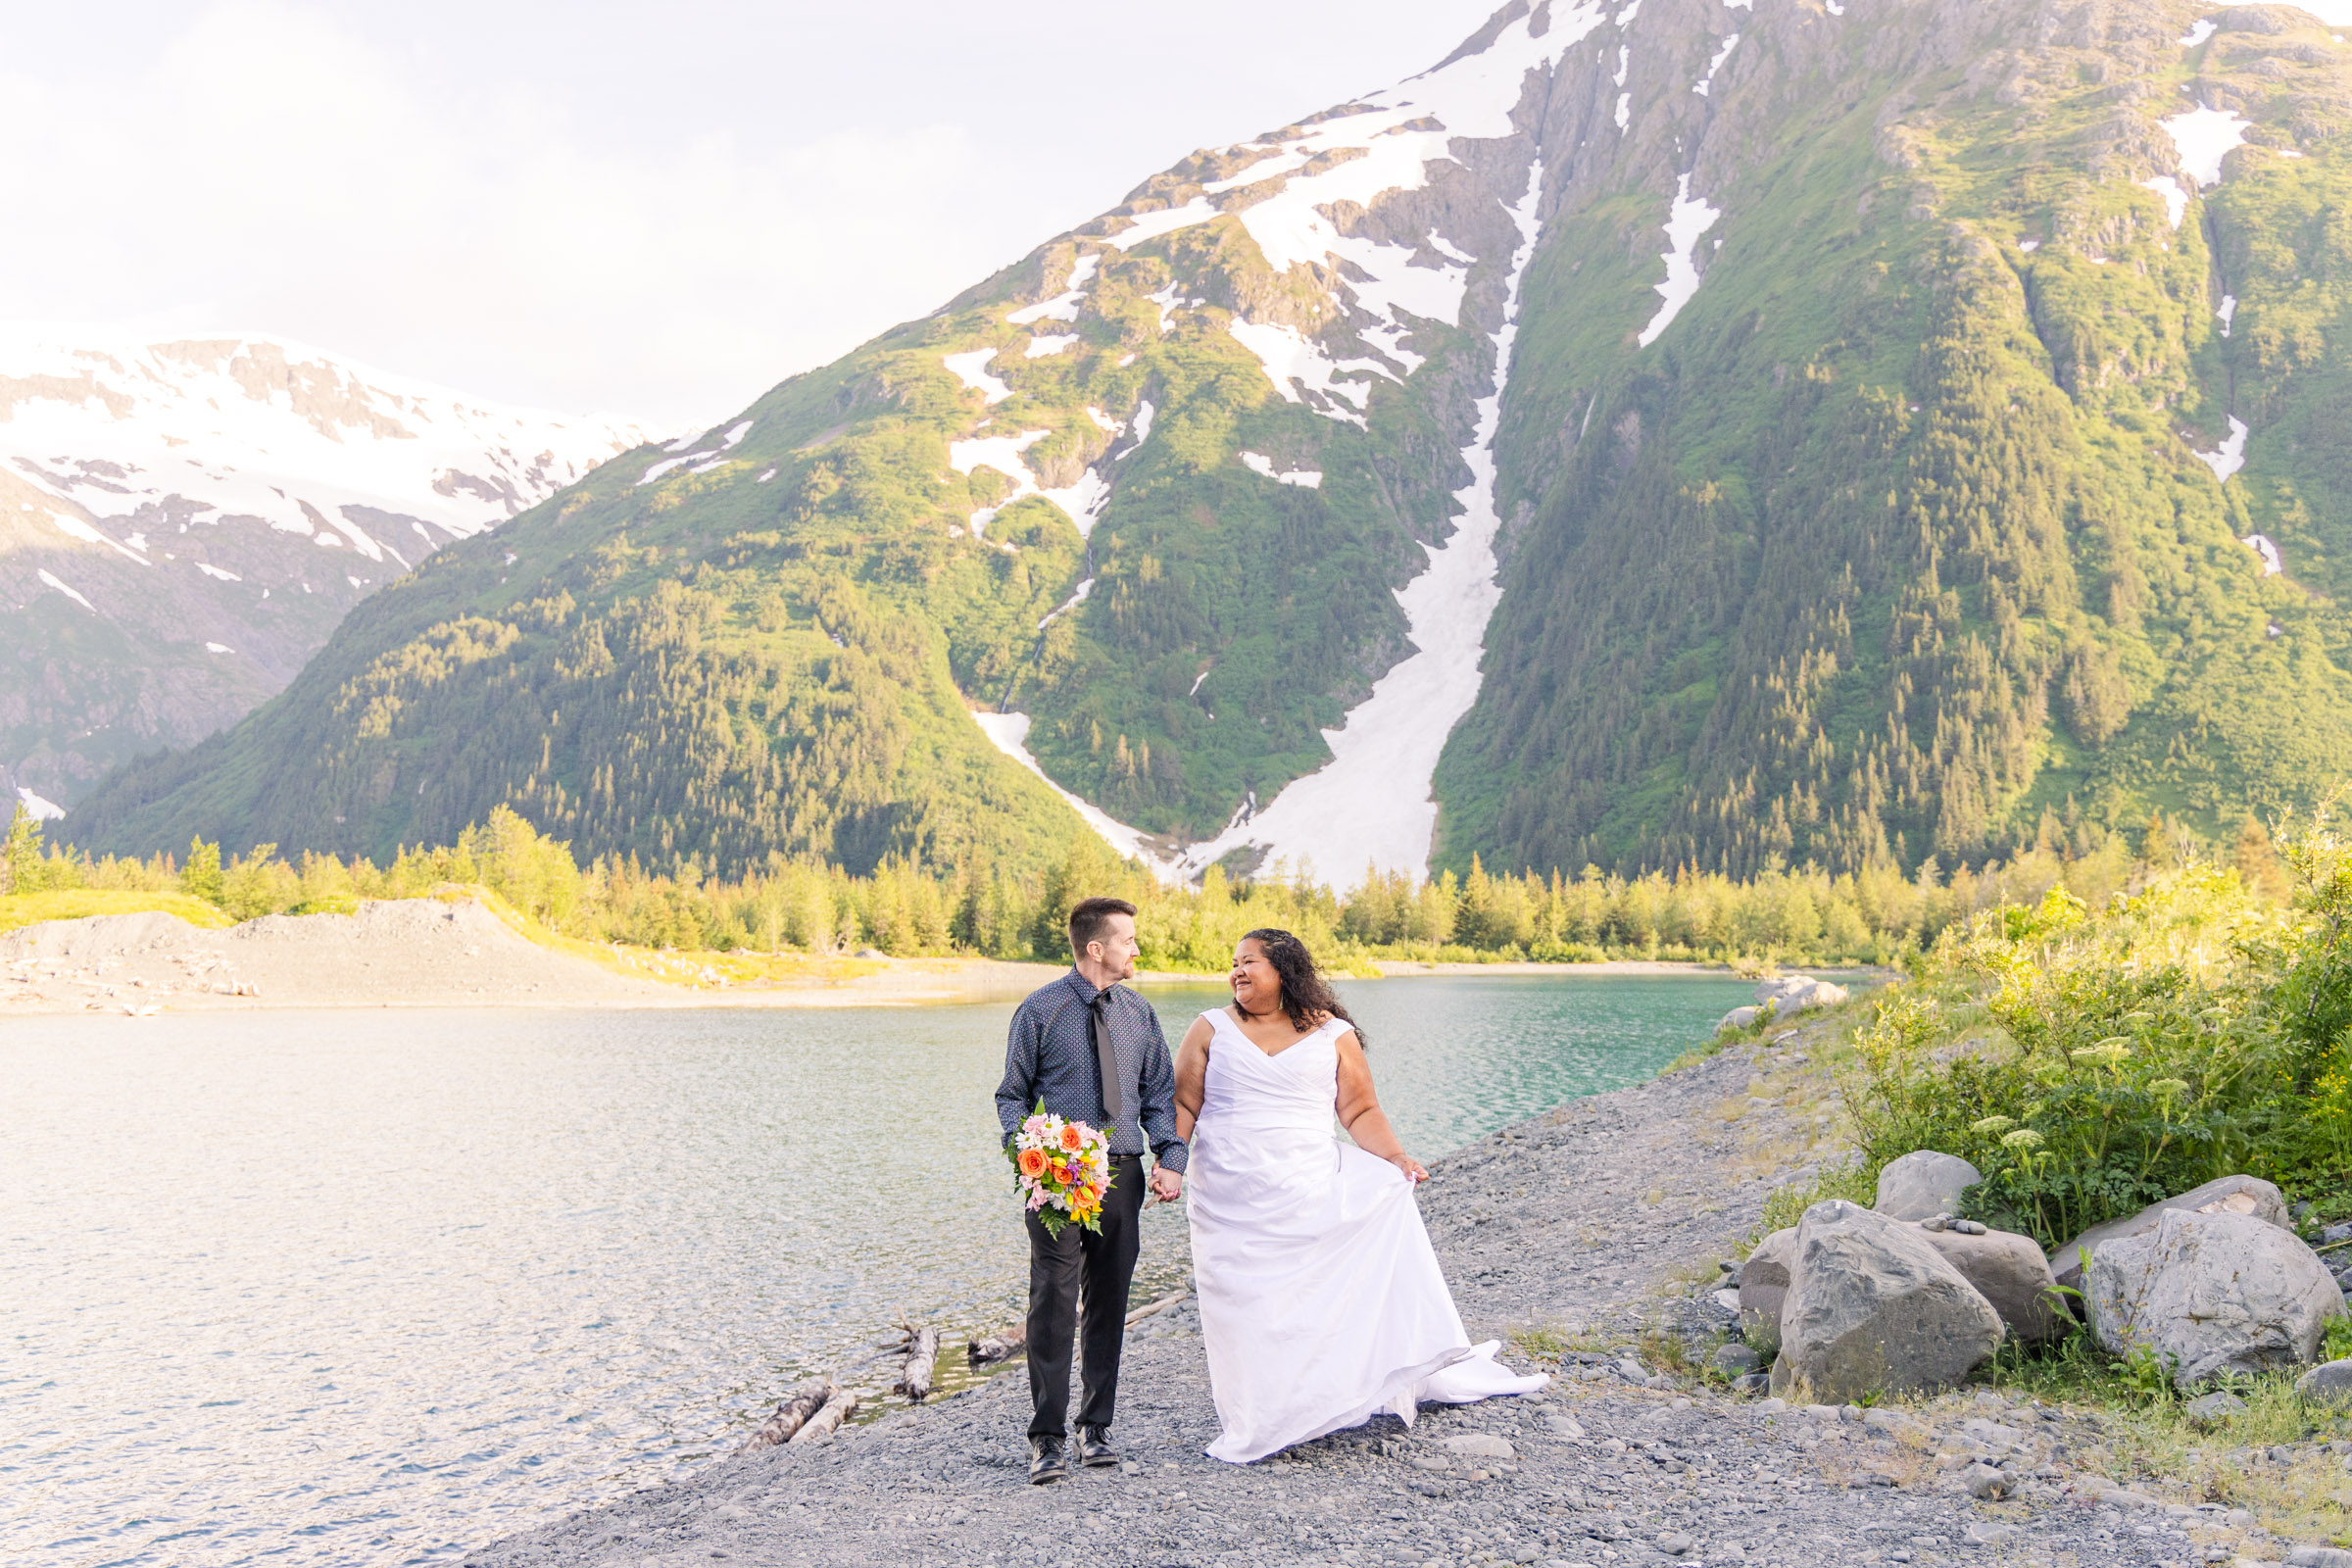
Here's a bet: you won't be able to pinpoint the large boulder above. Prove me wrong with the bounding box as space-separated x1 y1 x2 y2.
1769 1200 2004 1402
1912 1222 2067 1345
1875 1151 1983 1222
2088 1207 2343 1389
1755 974 1849 1014
1739 1227 1797 1355
2048 1175 2292 1292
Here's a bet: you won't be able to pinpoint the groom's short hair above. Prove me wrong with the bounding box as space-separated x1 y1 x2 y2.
1068 896 1138 956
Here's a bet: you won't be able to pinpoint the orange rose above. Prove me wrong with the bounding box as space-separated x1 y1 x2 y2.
1017 1147 1049 1179
1059 1123 1085 1152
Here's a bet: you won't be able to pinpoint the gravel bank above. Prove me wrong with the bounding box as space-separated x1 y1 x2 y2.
461 1015 2314 1568
0 901 1070 1011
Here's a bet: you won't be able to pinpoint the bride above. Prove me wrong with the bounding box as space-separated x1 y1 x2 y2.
1173 928 1546 1463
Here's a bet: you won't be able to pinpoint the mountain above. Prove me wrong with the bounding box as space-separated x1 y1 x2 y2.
0 331 645 813
62 0 2352 887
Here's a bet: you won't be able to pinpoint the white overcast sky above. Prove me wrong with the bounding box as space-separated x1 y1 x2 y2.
0 1 1495 431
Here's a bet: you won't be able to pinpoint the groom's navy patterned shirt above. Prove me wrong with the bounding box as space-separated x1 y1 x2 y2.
996 969 1188 1172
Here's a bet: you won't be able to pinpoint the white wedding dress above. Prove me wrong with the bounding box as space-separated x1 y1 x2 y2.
1185 1009 1547 1463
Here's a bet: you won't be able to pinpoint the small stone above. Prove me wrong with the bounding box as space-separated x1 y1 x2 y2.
2184 1390 2247 1427
1966 1521 2020 1546
1964 1462 2011 1499
1444 1432 1516 1460
1733 1373 1771 1394
2298 1358 2352 1406
1655 1531 1694 1556
2286 1547 2352 1568
1713 1344 1762 1375
1756 1396 1788 1413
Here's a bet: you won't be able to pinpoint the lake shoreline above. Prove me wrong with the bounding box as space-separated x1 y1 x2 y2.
2 899 1879 1015
458 1005 2199 1568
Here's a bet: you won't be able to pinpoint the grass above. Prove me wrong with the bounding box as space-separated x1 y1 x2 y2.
0 889 232 935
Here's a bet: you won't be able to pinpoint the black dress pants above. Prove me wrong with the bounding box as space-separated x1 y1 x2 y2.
1025 1152 1146 1438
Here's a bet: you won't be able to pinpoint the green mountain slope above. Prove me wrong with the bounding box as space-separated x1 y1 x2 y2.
1442 0 2352 877
66 0 2352 884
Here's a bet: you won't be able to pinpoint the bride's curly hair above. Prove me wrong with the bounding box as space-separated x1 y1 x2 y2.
1240 927 1364 1045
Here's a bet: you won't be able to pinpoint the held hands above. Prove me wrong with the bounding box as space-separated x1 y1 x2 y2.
1390 1153 1428 1185
1149 1166 1184 1202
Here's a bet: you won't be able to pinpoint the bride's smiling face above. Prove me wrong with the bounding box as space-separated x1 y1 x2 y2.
1230 939 1282 1015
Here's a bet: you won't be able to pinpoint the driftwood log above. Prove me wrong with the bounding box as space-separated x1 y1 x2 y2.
736 1378 838 1452
893 1319 941 1403
967 1321 1026 1367
787 1387 859 1446
1125 1289 1190 1327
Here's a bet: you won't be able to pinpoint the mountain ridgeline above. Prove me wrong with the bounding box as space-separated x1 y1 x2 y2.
66 0 2352 886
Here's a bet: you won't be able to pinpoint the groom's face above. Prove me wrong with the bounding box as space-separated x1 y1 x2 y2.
1086 912 1140 980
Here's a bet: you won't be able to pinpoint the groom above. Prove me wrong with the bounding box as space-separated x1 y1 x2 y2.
995 896 1187 1485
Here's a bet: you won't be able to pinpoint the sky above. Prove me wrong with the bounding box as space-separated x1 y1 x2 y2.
0 0 1496 432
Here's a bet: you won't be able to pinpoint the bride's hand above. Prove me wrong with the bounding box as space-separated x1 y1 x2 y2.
1390 1153 1428 1184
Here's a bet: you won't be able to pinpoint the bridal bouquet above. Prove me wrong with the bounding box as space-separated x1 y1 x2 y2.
1010 1102 1114 1237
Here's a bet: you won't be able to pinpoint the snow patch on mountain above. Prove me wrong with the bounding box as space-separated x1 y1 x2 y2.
942 348 1013 405
1037 577 1095 631
2243 533 2282 575
1239 452 1323 488
1006 255 1100 326
1694 33 1740 94
970 710 1175 875
2180 18 2217 46
2140 175 2189 228
2162 106 2250 188
36 568 95 612
1638 173 1723 347
2218 294 2236 337
949 429 1050 537
1175 158 1548 882
2195 416 2249 482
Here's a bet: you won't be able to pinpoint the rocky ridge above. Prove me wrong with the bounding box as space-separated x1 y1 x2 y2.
0 331 645 811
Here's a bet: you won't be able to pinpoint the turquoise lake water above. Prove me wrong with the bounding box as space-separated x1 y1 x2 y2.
0 973 1752 1567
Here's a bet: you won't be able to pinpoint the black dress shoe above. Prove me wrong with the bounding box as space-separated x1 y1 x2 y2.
1076 1425 1119 1467
1028 1435 1069 1484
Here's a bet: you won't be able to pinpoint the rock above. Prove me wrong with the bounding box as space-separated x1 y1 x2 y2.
2323 1222 2352 1247
1713 1342 1762 1376
1740 1227 1798 1355
1718 1005 1761 1032
1875 1152 1984 1222
1910 1220 2068 1344
1544 1412 1588 1439
2048 1174 2293 1291
1755 974 1849 1014
1444 1432 1515 1460
2287 1548 2352 1568
1732 1372 1771 1394
2183 1390 2246 1427
1966 1521 2020 1545
2089 1206 2345 1389
1655 1531 1694 1556
1959 1462 2012 1499
1772 1200 2004 1402
2297 1358 2352 1406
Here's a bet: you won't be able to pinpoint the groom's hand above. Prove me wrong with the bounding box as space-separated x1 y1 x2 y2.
1149 1166 1183 1202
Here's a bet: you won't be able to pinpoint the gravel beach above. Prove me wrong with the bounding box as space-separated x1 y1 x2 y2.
459 1015 2317 1568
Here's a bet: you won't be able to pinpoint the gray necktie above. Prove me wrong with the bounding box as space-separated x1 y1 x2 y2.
1089 988 1124 1124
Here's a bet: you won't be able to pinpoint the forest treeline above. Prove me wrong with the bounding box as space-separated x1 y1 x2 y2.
0 800 2298 971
